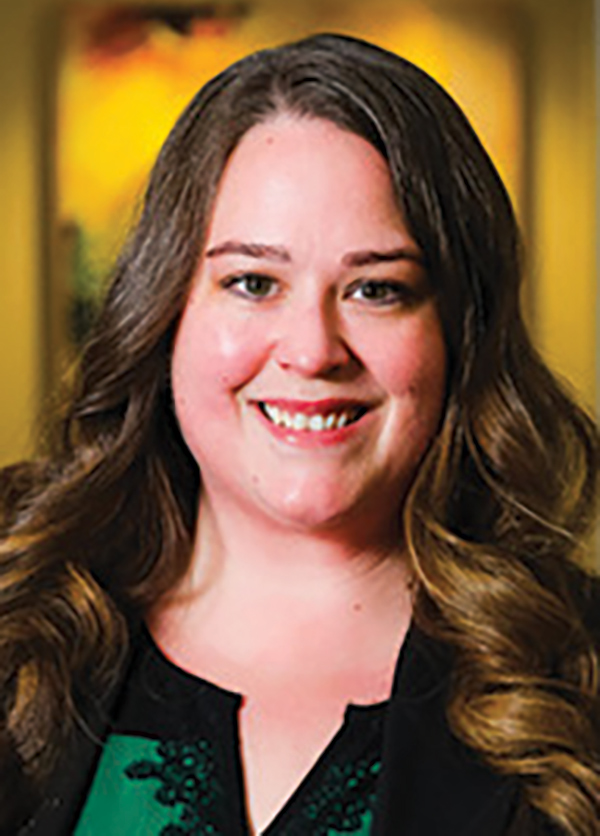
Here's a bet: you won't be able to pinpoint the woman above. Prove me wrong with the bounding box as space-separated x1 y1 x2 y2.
1 33 599 836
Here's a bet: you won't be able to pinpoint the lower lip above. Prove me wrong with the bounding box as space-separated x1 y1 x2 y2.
253 405 373 448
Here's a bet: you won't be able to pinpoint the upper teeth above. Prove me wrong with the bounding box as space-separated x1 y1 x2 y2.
261 403 359 431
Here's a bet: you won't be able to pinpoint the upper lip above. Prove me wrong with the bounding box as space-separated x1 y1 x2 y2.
252 398 374 416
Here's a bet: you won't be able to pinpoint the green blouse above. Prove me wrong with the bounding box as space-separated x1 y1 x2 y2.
74 627 389 836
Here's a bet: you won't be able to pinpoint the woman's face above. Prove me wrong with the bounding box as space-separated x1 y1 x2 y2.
171 115 447 536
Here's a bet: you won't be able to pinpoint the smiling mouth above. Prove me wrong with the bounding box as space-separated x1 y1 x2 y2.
257 401 369 432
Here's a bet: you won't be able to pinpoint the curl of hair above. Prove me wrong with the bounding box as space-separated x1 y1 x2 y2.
0 34 598 833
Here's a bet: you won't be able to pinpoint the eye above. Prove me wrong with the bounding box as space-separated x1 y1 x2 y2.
220 272 278 300
344 279 418 307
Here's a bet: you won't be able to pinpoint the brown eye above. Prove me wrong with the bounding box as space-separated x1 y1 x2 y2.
221 273 278 299
360 281 392 301
345 279 416 307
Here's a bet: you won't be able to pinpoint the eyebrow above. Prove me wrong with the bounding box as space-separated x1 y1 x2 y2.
342 247 424 268
204 241 291 262
204 240 424 268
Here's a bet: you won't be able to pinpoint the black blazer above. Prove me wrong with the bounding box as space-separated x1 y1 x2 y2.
14 624 556 836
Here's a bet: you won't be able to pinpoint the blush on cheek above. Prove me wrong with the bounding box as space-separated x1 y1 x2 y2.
170 299 275 470
174 305 269 394
207 328 270 391
390 323 447 402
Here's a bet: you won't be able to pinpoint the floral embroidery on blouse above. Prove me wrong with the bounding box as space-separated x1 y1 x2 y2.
279 755 381 835
125 739 223 835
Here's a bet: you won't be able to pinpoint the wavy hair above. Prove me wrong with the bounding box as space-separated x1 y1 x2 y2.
1 34 598 833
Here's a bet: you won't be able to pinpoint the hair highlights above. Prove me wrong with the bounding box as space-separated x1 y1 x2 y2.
0 34 598 833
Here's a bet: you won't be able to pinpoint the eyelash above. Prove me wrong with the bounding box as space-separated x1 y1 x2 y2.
343 279 418 307
220 273 278 299
219 273 418 307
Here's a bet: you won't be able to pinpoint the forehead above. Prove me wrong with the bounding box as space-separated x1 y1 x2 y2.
204 115 410 250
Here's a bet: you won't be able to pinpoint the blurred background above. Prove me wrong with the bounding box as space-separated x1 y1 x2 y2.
0 0 596 472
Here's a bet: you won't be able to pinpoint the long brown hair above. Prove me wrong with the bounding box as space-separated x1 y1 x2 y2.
1 34 598 833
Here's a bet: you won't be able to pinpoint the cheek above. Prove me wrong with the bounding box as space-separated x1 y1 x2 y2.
170 298 271 461
362 315 447 406
171 297 268 402
377 318 447 476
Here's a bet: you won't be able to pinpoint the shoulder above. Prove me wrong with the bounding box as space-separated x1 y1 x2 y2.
8 620 140 836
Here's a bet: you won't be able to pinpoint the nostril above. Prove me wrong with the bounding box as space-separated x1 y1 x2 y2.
274 328 351 375
275 346 349 375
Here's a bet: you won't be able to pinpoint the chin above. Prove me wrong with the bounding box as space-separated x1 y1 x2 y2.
253 479 384 536
261 499 347 533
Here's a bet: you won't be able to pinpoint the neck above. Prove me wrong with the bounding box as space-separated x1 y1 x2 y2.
149 488 414 682
173 486 410 602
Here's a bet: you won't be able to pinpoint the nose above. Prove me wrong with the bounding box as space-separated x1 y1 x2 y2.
274 295 353 377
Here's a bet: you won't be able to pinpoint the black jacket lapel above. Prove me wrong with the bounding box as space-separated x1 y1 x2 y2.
373 625 519 835
20 624 543 836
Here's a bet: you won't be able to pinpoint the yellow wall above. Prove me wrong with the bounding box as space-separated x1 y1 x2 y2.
0 0 44 464
0 0 596 468
526 0 596 409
